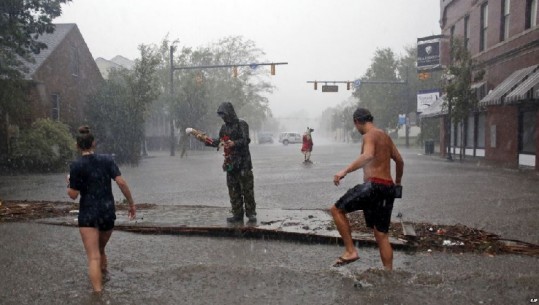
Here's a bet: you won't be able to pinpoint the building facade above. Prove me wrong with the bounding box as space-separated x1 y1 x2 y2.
0 24 103 155
439 0 539 170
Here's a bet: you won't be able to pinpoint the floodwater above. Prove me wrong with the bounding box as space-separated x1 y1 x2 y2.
1 142 539 304
0 222 537 305
2 142 539 244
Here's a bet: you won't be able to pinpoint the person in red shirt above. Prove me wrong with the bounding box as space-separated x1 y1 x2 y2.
301 127 314 163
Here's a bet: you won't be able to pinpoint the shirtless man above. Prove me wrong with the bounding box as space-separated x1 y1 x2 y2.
330 107 403 270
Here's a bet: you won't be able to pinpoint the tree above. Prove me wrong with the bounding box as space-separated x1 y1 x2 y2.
85 45 161 164
352 48 402 130
0 0 72 79
125 44 161 156
442 37 478 159
1 0 72 154
165 36 273 154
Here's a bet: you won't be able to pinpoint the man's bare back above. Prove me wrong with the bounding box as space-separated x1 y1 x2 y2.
333 123 403 186
361 127 401 183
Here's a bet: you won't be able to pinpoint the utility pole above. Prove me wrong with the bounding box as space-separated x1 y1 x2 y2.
169 45 175 156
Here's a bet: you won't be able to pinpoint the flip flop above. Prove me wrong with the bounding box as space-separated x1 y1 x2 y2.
332 256 359 267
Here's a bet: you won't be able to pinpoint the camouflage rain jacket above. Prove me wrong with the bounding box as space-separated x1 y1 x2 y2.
207 102 253 172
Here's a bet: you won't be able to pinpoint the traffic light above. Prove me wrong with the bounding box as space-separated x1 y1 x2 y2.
418 72 430 80
270 64 275 75
314 81 317 90
233 66 238 78
347 82 350 90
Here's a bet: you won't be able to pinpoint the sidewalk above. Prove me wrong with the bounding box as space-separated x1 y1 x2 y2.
37 205 408 249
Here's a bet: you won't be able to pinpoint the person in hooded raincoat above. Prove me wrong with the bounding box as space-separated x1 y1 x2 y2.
206 102 257 223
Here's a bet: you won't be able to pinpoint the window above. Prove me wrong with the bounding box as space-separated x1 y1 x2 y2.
466 114 474 148
519 110 537 154
51 93 60 121
525 0 538 29
477 113 486 148
464 15 470 49
70 46 79 76
500 0 510 41
480 2 488 51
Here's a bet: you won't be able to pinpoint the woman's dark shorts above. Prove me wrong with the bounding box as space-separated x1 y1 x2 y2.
335 182 395 233
78 208 116 231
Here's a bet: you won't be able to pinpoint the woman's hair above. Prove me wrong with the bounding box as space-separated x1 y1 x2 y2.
76 125 94 150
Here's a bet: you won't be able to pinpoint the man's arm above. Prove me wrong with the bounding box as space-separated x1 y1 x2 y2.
333 134 375 185
391 142 404 185
204 126 224 148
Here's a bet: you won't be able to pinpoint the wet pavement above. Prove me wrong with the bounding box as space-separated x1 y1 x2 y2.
0 222 537 305
37 205 407 248
1 141 539 304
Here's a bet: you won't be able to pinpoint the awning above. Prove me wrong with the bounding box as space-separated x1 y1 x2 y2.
419 95 446 118
479 65 538 106
505 69 539 104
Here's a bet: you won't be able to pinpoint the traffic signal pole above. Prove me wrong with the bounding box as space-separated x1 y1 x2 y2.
307 78 409 147
169 45 287 156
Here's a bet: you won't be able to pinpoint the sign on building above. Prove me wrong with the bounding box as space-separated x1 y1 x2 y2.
417 35 442 72
417 89 440 113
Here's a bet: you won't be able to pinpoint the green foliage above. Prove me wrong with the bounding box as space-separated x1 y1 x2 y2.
85 45 161 165
443 37 478 125
9 119 75 172
353 48 402 129
150 36 274 153
0 0 72 79
325 45 445 140
0 79 31 123
0 0 71 147
417 118 440 144
85 74 140 164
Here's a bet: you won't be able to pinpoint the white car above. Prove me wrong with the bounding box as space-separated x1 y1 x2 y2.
278 132 302 145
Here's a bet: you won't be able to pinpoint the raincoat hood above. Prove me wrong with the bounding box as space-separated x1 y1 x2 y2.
217 102 239 124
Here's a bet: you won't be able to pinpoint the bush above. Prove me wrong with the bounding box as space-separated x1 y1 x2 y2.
9 119 76 172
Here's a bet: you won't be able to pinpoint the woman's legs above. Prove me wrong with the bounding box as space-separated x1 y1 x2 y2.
79 228 102 292
99 230 113 274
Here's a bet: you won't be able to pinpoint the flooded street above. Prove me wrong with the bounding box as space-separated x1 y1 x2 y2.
1 222 537 305
2 142 539 244
1 142 539 304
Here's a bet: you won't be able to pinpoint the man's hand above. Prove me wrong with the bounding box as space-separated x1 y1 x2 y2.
333 169 347 186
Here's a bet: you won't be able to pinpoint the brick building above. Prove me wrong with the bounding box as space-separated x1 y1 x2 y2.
0 23 103 154
438 0 538 170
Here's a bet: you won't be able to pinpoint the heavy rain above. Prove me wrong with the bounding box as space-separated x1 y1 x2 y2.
1 1 538 305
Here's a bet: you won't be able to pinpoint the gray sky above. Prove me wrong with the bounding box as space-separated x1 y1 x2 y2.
54 0 440 119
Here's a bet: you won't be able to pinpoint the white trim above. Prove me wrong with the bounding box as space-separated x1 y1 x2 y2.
519 154 536 167
475 149 486 157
